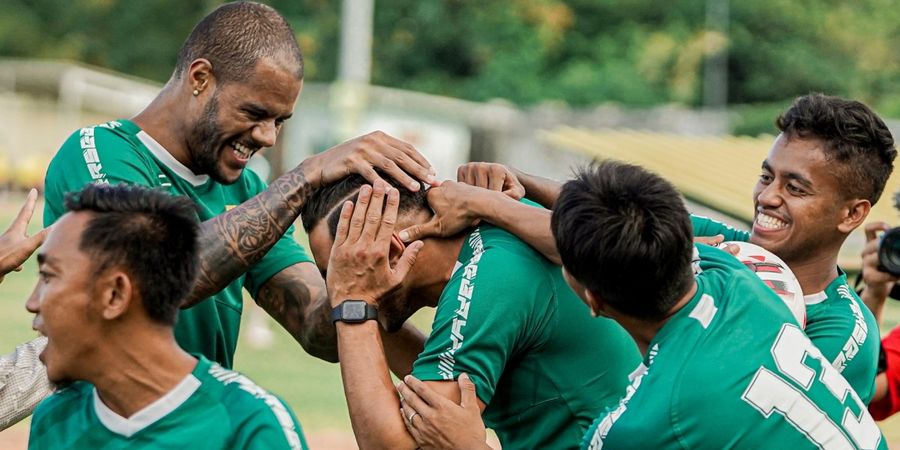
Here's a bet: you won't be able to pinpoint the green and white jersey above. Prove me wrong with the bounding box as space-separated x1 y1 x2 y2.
29 356 308 450
690 215 878 403
412 224 642 450
582 245 885 450
43 120 313 368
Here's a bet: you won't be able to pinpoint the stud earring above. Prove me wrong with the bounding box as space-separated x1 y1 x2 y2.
192 89 200 96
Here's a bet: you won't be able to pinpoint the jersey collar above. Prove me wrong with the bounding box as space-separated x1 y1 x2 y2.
136 131 210 187
93 372 201 437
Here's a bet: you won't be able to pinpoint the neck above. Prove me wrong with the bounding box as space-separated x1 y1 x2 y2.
132 84 194 170
614 281 698 355
87 323 197 418
784 245 842 295
409 233 469 306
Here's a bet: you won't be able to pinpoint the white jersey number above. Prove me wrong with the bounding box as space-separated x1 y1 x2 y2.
741 324 881 449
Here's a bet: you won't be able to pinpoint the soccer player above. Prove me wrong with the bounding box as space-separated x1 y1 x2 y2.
304 176 641 450
400 93 896 403
28 183 306 450
43 2 434 369
399 161 886 449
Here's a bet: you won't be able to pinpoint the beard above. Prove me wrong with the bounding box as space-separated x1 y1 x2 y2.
378 289 418 333
187 92 236 185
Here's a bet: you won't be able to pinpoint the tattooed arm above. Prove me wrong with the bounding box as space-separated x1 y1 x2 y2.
182 131 436 307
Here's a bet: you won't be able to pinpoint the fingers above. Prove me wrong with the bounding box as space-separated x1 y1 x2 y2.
400 407 425 443
9 189 39 235
333 201 354 247
457 165 474 186
865 222 891 242
375 187 400 244
694 234 725 246
487 169 504 192
403 375 451 407
362 182 388 241
397 378 433 414
382 135 436 185
393 240 424 280
399 220 441 243
347 185 372 242
721 243 740 256
458 373 479 411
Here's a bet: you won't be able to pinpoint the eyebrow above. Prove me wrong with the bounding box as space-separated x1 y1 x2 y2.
242 103 293 121
36 253 59 270
761 160 814 189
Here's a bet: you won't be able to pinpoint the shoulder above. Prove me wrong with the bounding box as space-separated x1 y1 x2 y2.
200 363 304 449
32 382 91 423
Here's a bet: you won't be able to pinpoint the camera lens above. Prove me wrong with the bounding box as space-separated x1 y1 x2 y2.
878 228 900 277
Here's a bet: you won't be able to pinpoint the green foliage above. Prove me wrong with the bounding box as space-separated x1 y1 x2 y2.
1 0 898 115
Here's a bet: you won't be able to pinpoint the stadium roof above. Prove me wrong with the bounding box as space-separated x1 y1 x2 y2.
541 127 900 270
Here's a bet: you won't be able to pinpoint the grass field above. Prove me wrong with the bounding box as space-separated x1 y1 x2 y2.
2 192 900 448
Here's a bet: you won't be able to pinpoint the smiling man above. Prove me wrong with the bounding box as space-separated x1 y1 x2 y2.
28 183 306 450
43 2 434 369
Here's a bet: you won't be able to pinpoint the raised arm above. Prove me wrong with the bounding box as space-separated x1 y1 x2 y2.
0 189 48 283
183 131 435 307
860 222 899 325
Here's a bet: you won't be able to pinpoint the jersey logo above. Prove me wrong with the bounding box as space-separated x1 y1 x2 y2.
79 127 108 183
438 229 484 380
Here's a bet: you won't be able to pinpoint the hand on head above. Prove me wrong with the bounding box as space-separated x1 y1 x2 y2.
0 189 49 283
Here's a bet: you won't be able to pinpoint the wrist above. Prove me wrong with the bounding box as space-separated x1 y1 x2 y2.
329 292 377 308
297 159 323 189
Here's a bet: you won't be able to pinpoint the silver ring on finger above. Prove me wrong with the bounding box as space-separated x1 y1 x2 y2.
408 411 420 424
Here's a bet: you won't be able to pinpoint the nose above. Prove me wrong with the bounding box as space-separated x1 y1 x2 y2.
252 120 278 148
755 181 782 209
25 284 40 314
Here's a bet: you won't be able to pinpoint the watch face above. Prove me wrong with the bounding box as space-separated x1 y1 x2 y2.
344 301 368 321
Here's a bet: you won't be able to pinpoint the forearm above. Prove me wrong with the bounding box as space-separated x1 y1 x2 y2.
514 169 562 209
382 323 427 377
185 163 315 306
862 285 891 326
256 264 339 362
475 191 560 264
338 321 418 450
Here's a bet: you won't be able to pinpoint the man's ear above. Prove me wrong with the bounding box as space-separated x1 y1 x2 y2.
838 199 871 234
187 58 215 96
389 233 406 266
95 269 134 321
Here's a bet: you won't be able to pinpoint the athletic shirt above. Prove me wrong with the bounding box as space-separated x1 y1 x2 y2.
43 120 313 368
691 215 878 403
411 223 642 450
29 356 307 450
581 245 885 450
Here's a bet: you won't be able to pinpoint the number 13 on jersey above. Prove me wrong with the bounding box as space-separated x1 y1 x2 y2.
742 324 882 449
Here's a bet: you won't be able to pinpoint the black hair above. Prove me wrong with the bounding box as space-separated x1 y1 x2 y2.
174 1 303 83
64 183 200 325
776 93 896 204
551 160 694 320
300 172 428 238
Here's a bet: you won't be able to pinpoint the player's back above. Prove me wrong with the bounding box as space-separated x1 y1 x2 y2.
414 224 641 450
29 356 307 450
583 245 885 450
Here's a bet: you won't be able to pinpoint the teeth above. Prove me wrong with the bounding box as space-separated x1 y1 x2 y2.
756 213 788 230
233 142 253 159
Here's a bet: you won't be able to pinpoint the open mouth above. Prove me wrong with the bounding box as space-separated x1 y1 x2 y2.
755 212 789 231
232 141 257 160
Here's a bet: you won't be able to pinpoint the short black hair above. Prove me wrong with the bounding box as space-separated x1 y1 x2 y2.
174 1 303 84
65 183 200 325
300 173 427 238
776 93 896 204
551 160 694 320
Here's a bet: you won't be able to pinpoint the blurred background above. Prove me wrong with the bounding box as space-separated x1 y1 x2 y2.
0 0 899 448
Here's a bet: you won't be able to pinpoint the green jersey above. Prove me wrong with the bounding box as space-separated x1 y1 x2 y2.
412 224 641 450
690 215 878 403
43 120 313 368
29 356 307 450
582 245 885 450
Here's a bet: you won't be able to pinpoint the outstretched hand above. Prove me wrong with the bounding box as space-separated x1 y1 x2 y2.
326 181 424 308
303 131 437 191
0 189 48 283
397 374 491 450
457 162 525 199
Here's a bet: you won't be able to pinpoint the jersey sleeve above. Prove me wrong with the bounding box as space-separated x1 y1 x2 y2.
239 171 315 299
410 245 552 404
804 296 879 404
690 214 750 242
44 123 157 226
227 396 309 450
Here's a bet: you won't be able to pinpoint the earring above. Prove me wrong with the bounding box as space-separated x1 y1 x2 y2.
192 89 200 96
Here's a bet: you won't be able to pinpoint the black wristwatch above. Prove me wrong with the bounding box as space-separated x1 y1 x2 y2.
330 300 378 324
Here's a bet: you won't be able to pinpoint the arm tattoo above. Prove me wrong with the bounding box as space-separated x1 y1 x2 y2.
184 163 314 307
256 264 338 362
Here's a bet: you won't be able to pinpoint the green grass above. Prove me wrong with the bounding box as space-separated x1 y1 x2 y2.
4 193 900 444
